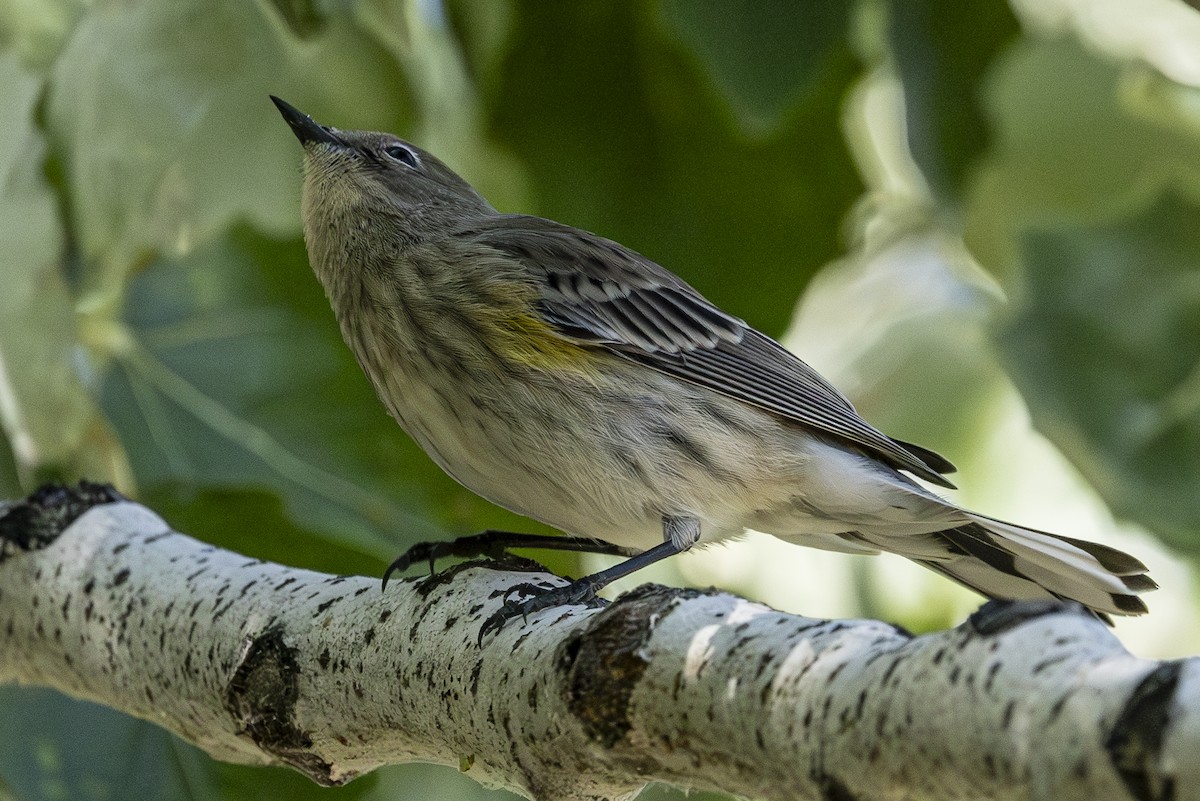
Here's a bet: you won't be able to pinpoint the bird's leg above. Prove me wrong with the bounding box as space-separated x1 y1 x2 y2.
477 516 701 643
381 530 639 589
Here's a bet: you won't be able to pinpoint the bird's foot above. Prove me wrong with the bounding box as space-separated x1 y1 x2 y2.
477 579 608 645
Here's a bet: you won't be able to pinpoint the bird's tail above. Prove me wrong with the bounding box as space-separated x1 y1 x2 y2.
917 514 1156 621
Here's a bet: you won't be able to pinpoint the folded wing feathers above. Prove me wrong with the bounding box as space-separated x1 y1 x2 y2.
475 217 956 484
643 340 956 487
471 217 1155 618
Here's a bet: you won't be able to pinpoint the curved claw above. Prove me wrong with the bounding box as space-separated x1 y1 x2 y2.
381 541 454 591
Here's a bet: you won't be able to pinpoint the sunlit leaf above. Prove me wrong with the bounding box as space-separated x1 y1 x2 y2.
0 53 126 488
354 0 528 209
0 0 85 69
1000 195 1200 550
966 37 1200 548
966 37 1200 280
44 0 408 288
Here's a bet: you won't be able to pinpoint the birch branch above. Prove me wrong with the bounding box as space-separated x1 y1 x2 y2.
0 483 1194 801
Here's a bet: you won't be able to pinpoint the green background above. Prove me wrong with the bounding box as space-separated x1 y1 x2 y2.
2 0 1199 798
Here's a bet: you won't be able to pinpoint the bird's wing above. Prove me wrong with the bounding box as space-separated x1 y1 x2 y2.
459 214 956 487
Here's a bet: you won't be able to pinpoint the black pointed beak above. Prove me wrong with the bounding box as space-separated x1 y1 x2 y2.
270 96 346 147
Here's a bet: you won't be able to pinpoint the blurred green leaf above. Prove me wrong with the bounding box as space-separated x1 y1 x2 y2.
266 0 326 39
0 0 85 70
625 783 733 801
966 36 1200 548
0 433 20 502
486 0 864 335
0 688 219 801
886 0 1019 205
216 760 376 801
966 37 1200 278
361 764 520 801
805 234 1005 464
1000 194 1200 550
141 484 388 577
44 0 408 292
442 0 516 96
660 0 852 135
0 687 378 801
0 53 124 488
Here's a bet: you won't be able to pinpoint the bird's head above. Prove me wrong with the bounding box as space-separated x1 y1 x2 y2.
271 96 492 249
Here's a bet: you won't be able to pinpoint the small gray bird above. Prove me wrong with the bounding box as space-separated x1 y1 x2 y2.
271 96 1154 635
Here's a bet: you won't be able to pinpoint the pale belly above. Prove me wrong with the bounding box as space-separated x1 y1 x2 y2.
357 340 801 548
370 361 960 559
343 304 960 553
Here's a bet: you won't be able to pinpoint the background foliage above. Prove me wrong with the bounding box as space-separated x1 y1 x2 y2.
2 0 1199 798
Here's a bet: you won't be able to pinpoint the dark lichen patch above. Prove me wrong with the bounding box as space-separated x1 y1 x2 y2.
0 482 125 559
816 772 862 801
561 584 687 748
1105 661 1182 801
225 626 335 784
967 599 1087 636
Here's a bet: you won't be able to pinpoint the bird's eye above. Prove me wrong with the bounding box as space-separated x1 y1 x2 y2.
383 144 419 168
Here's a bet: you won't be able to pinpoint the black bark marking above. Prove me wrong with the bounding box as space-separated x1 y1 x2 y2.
817 773 862 801
968 599 1087 635
314 595 342 615
0 482 125 559
561 584 680 748
1105 661 1182 801
225 626 340 785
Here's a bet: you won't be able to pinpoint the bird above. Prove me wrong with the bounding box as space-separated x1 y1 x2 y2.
271 96 1155 636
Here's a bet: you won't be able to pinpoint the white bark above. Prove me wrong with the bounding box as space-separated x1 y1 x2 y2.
0 485 1194 801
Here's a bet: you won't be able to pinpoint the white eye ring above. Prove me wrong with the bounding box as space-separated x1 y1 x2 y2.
383 144 419 168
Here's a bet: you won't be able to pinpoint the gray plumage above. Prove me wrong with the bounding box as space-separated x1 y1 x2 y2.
273 97 1154 621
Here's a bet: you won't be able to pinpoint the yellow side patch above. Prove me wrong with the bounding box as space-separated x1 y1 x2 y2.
496 313 600 376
